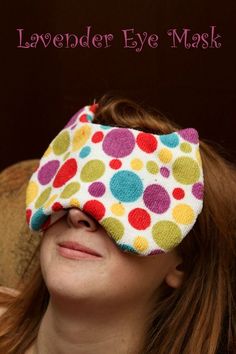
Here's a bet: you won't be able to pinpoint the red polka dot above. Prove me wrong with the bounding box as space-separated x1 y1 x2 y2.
26 209 32 224
52 202 63 212
79 114 89 122
92 131 104 143
128 208 151 230
109 159 122 169
53 158 77 188
90 103 98 113
42 216 51 231
172 188 185 200
136 133 157 153
83 200 105 221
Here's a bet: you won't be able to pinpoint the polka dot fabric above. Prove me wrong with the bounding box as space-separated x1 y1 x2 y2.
25 104 204 256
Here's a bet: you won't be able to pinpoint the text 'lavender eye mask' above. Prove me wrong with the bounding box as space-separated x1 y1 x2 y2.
25 104 204 256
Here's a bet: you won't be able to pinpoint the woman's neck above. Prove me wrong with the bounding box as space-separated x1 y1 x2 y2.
33 295 150 354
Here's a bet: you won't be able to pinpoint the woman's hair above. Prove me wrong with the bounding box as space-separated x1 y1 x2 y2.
0 93 235 354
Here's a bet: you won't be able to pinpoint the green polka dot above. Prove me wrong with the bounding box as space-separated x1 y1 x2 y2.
80 160 105 182
53 131 70 155
100 217 124 241
173 157 200 185
180 142 192 153
152 221 182 250
63 151 70 161
60 182 80 198
35 187 51 209
146 161 159 174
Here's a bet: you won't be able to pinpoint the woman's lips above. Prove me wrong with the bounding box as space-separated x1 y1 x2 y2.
57 241 102 260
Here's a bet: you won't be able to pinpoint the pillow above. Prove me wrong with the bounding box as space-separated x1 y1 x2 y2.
0 160 40 288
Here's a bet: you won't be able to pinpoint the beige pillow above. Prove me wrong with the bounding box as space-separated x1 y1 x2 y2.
0 160 41 288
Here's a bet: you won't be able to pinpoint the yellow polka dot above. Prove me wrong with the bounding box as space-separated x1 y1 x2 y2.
44 194 58 209
130 158 143 170
172 204 195 225
158 148 173 163
35 187 51 209
133 236 149 252
152 221 182 250
146 161 159 174
173 157 200 184
63 152 70 161
26 181 39 206
60 182 80 198
111 203 125 216
69 198 81 208
180 142 192 153
72 125 92 151
43 145 52 157
196 148 202 167
101 217 124 241
80 160 105 182
52 131 70 155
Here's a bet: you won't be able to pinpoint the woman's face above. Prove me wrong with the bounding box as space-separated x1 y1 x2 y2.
40 208 183 310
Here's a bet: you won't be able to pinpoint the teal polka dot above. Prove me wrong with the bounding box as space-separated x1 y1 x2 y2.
160 133 179 148
86 114 93 122
100 125 111 130
31 208 48 230
118 243 139 254
79 146 91 158
110 170 143 202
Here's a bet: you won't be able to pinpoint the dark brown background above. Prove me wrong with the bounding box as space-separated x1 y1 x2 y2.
1 0 236 171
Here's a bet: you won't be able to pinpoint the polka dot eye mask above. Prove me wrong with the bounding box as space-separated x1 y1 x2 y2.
25 104 204 256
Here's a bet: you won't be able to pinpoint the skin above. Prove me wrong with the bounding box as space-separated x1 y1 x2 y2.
27 208 184 354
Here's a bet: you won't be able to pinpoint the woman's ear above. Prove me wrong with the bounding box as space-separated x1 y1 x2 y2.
164 261 185 289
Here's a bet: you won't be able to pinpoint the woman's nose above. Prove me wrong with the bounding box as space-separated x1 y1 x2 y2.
66 208 98 232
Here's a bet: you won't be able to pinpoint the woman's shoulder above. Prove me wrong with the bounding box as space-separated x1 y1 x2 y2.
0 286 20 317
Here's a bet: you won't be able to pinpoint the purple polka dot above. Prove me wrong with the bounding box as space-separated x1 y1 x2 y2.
64 108 84 128
88 182 106 197
38 160 60 185
178 128 199 144
102 128 135 158
192 182 204 200
148 249 165 256
143 184 171 214
160 167 170 178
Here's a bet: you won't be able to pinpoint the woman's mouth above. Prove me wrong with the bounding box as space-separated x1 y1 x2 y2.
57 241 102 260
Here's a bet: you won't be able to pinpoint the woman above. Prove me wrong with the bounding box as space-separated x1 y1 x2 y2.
0 93 235 353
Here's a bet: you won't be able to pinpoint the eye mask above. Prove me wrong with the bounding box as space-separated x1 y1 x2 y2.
25 103 204 256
